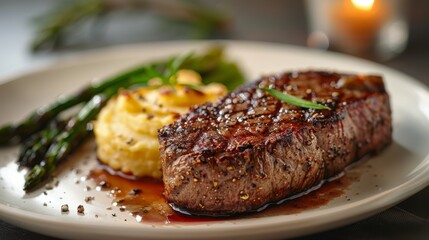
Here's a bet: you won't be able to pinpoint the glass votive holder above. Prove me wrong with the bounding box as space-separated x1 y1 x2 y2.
306 0 408 60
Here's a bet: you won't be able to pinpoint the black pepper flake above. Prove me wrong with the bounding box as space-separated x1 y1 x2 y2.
85 196 95 203
77 205 85 214
112 213 116 217
115 199 125 204
95 214 99 218
43 191 48 196
119 206 126 212
125 138 134 145
61 204 69 213
43 202 47 207
75 169 82 174
146 114 154 120
128 188 142 196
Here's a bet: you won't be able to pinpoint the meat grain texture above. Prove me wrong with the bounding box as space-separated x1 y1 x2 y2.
158 71 392 216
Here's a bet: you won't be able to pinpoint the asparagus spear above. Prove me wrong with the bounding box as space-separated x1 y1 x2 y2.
23 92 113 191
17 121 64 168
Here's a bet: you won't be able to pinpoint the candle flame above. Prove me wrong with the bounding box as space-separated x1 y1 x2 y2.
351 0 375 11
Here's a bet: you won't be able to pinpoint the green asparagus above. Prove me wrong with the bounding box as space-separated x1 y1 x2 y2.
17 121 64 168
23 92 112 191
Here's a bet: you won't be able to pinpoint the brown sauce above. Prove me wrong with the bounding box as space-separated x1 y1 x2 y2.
87 166 355 224
88 167 218 223
251 176 351 218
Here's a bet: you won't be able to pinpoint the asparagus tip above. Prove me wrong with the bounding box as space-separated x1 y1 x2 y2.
23 165 46 192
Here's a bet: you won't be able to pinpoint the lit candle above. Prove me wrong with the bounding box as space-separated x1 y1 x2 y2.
331 0 389 55
351 0 375 11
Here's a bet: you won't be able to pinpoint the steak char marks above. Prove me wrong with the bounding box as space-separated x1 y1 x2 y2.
158 71 392 216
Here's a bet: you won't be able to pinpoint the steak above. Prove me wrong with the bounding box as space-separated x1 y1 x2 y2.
158 71 392 216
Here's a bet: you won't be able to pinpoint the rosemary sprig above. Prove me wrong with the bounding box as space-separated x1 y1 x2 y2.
260 87 331 110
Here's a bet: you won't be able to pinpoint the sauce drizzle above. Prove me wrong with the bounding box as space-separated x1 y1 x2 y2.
88 167 355 224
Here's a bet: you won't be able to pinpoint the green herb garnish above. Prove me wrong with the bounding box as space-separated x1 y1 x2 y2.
137 53 193 92
260 87 331 110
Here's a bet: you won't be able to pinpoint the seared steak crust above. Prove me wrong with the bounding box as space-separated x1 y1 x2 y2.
159 71 392 216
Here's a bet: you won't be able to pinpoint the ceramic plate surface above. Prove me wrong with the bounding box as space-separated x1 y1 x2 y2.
1 41 429 239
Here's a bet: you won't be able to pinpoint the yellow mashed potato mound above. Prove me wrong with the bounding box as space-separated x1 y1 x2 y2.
94 70 227 179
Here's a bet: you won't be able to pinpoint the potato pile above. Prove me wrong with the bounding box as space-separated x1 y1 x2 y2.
94 70 227 178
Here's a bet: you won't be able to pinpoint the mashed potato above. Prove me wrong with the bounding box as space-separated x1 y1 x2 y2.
94 70 227 178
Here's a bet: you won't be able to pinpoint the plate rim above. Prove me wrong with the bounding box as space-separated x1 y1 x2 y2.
1 40 429 239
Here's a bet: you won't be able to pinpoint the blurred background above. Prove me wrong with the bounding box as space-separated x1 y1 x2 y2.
0 0 429 239
0 0 428 82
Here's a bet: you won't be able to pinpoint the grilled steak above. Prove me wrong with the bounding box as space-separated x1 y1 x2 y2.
159 71 392 216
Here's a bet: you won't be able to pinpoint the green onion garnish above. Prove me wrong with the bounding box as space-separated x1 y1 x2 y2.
260 87 331 110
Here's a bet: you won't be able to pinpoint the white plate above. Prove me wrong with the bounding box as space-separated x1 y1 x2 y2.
1 40 429 240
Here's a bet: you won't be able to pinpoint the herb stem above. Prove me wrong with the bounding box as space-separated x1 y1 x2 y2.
260 87 331 110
